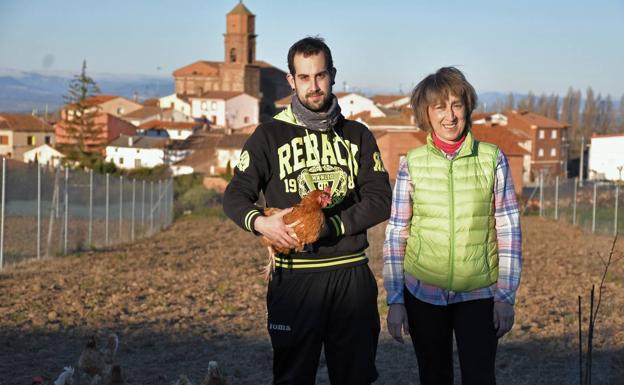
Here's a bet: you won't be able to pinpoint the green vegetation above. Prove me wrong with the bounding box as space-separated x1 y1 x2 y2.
173 173 224 219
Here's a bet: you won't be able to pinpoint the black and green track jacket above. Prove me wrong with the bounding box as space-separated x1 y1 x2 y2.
223 105 392 272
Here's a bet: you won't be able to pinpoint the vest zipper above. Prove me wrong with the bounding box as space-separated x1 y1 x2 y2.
447 160 455 290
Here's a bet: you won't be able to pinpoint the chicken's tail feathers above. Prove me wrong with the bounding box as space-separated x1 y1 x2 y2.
263 246 276 281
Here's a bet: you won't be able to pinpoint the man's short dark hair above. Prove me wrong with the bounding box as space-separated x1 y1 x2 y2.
287 37 334 75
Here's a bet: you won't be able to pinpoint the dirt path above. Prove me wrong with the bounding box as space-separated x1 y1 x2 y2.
0 216 622 384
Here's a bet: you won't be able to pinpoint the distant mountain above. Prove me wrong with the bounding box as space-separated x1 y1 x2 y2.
0 69 174 113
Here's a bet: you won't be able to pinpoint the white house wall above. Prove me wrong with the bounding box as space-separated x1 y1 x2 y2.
217 148 242 169
225 94 259 128
159 94 192 115
106 146 165 169
338 94 385 118
588 136 624 180
191 99 226 126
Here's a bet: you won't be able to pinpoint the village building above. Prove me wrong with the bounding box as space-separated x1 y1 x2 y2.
23 144 65 167
105 135 168 169
588 133 624 181
188 91 259 129
172 2 290 123
0 113 55 160
55 95 138 155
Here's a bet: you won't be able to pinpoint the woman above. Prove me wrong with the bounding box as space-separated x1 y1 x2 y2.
383 67 522 385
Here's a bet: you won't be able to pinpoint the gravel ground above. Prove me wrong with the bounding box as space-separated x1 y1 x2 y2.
0 215 622 384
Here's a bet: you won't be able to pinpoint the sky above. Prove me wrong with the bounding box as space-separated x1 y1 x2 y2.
0 0 623 97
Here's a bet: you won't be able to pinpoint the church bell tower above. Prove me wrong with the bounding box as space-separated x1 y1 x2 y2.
224 1 256 65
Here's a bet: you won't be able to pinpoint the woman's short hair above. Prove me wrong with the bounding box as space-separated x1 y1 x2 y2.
410 67 477 132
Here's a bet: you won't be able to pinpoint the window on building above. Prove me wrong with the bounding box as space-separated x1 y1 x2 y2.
211 101 217 110
550 148 557 157
134 159 141 168
211 116 217 124
230 48 237 63
201 101 207 111
27 136 36 146
117 107 124 115
44 136 51 145
551 130 557 139
538 148 544 157
538 130 545 139
0 135 8 145
244 116 250 124
119 157 124 165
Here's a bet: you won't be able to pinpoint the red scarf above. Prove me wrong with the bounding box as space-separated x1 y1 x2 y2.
432 130 467 155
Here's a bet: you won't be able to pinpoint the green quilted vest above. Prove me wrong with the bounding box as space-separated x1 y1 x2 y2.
405 130 499 291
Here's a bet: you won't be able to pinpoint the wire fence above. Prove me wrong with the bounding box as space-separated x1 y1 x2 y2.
523 175 622 236
0 158 174 268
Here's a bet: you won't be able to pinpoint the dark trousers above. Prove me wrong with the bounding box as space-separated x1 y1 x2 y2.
267 264 380 385
404 290 498 385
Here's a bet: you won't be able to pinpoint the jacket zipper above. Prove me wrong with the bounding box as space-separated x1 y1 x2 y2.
447 160 455 290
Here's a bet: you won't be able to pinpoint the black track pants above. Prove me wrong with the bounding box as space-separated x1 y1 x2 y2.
404 290 498 385
267 264 380 385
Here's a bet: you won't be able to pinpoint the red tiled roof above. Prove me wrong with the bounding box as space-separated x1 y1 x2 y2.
505 110 567 129
362 115 413 127
471 112 496 121
123 106 161 119
228 2 254 15
173 61 222 77
471 124 529 156
217 133 250 149
193 91 246 100
371 95 408 105
142 98 160 107
0 113 54 132
138 120 200 130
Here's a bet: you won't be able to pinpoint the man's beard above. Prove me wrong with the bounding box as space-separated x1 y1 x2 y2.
297 88 332 112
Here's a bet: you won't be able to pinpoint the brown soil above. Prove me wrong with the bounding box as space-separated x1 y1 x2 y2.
0 216 622 385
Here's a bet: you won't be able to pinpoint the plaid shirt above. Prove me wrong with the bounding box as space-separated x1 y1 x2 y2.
383 149 522 306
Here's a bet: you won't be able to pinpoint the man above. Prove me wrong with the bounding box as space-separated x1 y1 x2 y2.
223 37 391 385
383 67 522 385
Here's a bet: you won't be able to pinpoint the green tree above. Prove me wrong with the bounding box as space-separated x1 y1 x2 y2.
62 60 104 165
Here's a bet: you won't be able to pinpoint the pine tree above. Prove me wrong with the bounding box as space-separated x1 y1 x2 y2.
61 60 103 165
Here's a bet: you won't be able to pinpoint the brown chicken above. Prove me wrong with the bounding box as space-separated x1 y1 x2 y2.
261 187 332 278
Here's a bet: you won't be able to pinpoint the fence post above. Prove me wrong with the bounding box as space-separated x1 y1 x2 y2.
132 179 135 242
63 167 68 255
150 181 154 235
157 180 162 229
119 175 123 243
169 177 173 227
105 173 109 246
0 158 6 268
141 179 146 236
592 182 597 233
554 175 559 220
615 184 619 236
37 163 41 259
539 173 544 217
88 169 93 247
573 177 578 225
